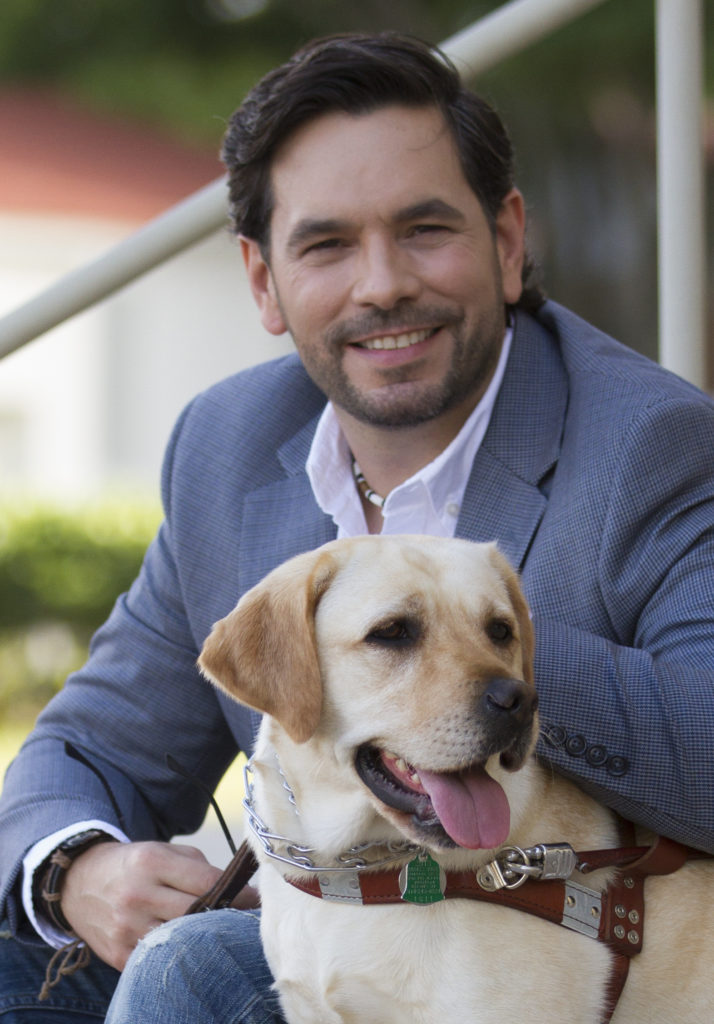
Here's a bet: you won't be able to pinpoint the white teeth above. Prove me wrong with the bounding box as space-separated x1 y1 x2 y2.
362 328 432 351
387 754 420 785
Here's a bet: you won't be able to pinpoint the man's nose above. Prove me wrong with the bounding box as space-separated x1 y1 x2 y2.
351 237 421 309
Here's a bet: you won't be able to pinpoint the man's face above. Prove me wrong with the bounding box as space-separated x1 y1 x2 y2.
242 104 525 429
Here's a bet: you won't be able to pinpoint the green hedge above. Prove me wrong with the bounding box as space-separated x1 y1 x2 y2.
0 498 161 722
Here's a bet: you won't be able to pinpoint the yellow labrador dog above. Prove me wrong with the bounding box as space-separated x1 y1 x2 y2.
199 536 711 1024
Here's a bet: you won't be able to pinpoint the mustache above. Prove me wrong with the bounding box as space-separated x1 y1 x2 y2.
325 305 462 348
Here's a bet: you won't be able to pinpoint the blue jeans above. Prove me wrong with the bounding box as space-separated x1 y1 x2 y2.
0 921 119 1021
1 912 282 1023
106 910 285 1024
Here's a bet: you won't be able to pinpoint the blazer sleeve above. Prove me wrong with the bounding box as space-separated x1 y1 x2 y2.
0 401 243 937
533 395 714 853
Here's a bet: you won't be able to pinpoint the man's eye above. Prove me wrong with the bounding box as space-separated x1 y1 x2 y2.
304 238 344 254
410 224 450 237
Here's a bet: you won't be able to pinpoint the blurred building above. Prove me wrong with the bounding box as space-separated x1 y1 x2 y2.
0 89 292 500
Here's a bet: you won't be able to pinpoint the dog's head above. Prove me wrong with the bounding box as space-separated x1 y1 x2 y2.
199 536 538 852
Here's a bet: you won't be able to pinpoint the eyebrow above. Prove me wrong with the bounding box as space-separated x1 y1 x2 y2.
393 198 467 225
285 198 467 256
286 218 351 255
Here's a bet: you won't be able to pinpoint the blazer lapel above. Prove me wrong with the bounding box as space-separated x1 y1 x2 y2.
238 415 336 595
237 310 568 587
456 311 568 571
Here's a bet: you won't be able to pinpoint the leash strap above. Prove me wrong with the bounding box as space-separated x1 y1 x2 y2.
185 841 259 914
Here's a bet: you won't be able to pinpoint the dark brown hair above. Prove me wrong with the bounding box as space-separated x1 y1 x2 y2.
222 32 543 311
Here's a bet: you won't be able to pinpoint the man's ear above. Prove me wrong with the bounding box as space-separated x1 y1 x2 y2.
240 236 288 336
198 548 338 743
494 188 526 307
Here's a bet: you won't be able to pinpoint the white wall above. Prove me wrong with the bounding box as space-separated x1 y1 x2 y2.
0 212 293 500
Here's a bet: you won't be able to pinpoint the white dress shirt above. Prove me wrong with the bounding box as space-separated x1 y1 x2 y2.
307 326 512 537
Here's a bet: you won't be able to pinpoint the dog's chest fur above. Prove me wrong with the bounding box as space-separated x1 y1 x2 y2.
258 864 614 1024
248 727 618 1024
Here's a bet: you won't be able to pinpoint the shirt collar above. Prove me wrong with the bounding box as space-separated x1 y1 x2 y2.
307 326 512 537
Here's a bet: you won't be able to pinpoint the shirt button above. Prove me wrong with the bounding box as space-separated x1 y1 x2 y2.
446 502 460 518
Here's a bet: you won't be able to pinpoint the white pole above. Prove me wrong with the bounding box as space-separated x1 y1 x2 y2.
656 0 706 387
442 0 607 75
0 178 228 359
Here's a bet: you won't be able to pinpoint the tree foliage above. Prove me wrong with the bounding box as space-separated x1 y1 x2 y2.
0 499 161 720
0 499 160 632
2 0 706 145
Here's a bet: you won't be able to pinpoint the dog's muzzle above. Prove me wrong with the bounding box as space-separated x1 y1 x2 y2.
355 677 537 850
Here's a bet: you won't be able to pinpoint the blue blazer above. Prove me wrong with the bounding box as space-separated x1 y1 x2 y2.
2 300 714 935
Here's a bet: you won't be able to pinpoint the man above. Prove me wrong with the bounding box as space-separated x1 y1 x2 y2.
1 32 713 1023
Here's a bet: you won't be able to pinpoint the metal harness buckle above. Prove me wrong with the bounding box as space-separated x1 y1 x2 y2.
476 843 579 891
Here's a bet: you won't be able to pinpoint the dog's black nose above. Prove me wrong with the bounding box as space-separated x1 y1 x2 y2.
482 677 537 725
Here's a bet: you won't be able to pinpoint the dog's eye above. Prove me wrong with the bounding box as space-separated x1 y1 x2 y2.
487 619 513 644
366 620 416 645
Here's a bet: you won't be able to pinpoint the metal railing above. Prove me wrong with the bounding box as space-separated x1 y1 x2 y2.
0 0 708 387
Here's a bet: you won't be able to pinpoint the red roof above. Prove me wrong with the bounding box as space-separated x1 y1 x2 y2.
0 89 225 222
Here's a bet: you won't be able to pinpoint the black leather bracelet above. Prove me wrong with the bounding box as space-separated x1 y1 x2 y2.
34 829 117 935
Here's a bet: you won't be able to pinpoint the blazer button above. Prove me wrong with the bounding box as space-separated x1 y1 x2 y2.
565 734 587 757
607 755 630 777
586 744 608 767
543 724 566 748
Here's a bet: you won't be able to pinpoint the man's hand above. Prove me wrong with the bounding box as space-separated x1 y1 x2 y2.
60 840 225 970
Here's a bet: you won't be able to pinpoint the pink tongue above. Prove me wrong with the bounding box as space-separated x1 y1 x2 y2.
417 766 510 849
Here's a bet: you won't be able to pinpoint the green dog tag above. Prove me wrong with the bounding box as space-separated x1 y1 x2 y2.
399 852 446 904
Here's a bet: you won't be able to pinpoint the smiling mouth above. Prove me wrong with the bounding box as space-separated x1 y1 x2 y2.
355 744 511 850
355 327 438 351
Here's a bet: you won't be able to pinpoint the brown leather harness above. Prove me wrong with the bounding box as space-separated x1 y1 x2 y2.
187 831 706 1024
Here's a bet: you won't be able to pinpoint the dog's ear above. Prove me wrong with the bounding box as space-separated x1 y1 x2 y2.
198 548 338 743
489 545 535 685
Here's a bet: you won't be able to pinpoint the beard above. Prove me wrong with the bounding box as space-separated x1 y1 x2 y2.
291 299 507 429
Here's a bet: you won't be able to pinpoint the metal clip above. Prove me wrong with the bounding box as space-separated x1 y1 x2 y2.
476 858 510 892
524 843 578 881
476 846 531 891
476 843 580 892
